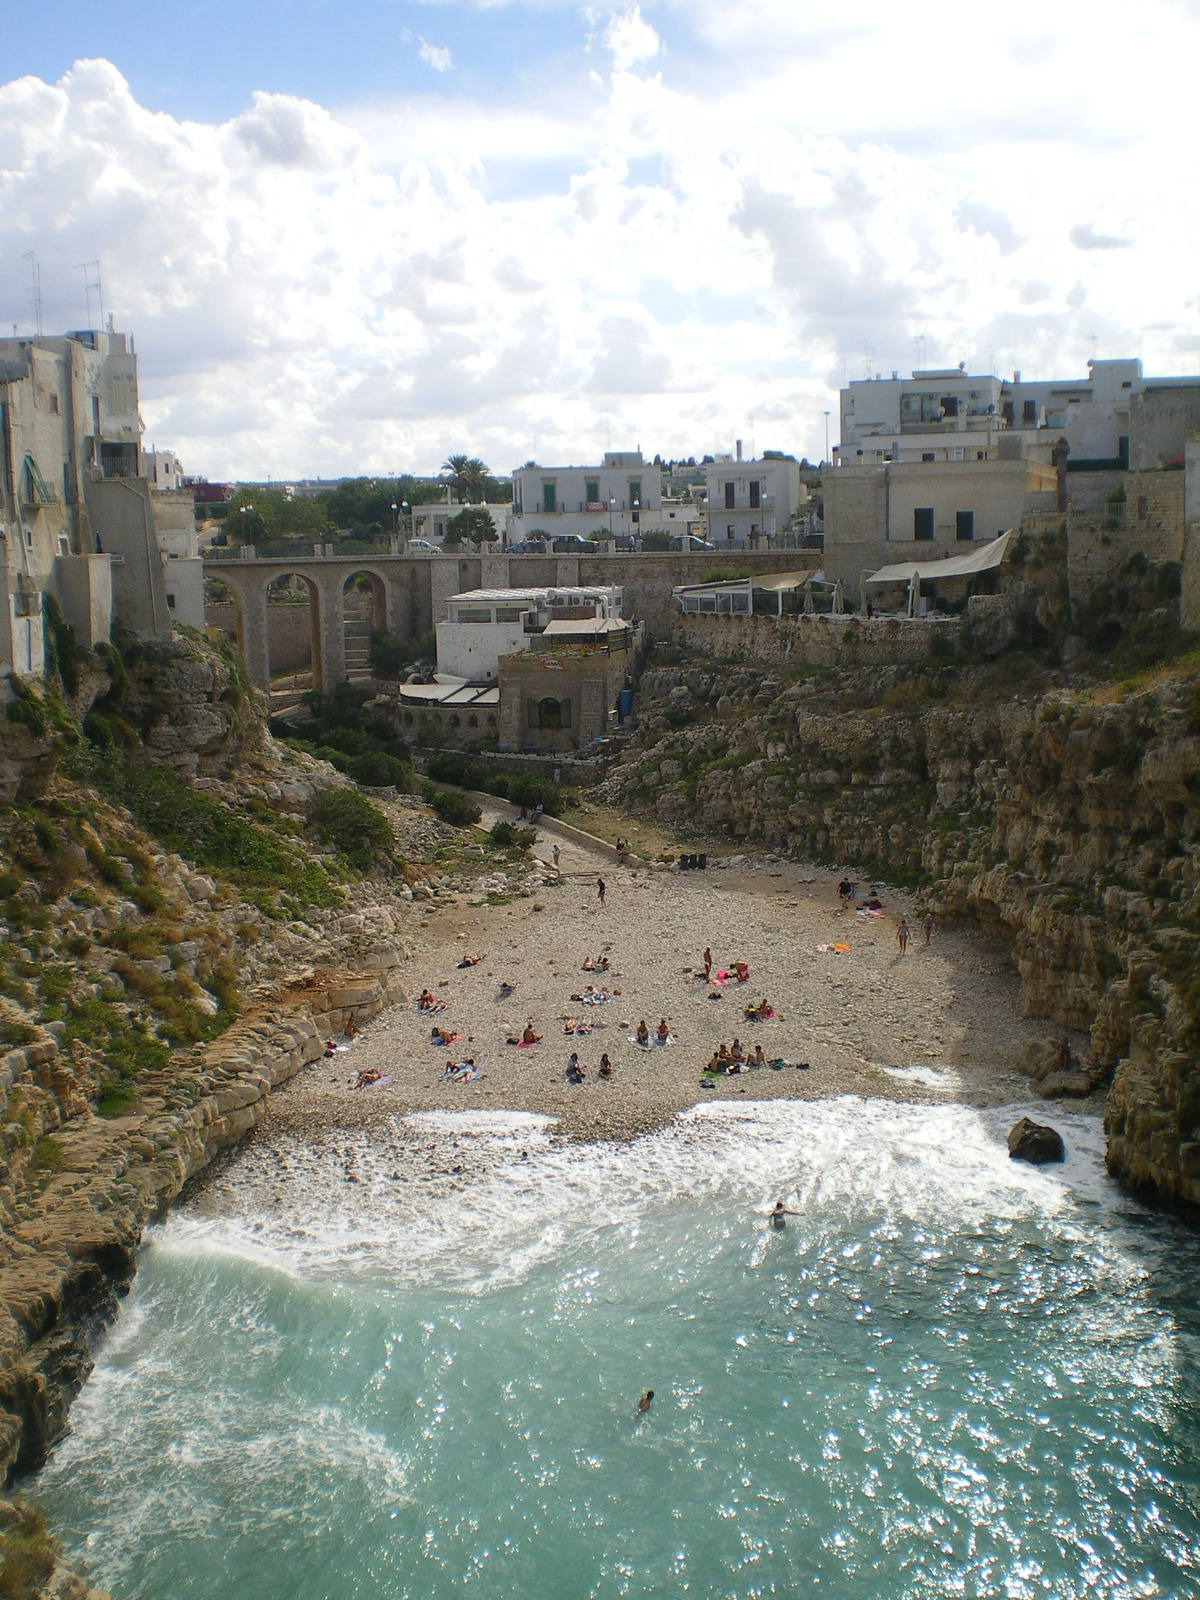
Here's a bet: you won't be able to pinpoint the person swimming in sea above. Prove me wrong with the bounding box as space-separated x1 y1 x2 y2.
769 1200 799 1230
636 1390 654 1416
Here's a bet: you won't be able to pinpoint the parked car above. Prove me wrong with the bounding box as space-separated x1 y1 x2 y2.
408 538 438 554
507 538 547 554
670 533 716 551
551 535 600 554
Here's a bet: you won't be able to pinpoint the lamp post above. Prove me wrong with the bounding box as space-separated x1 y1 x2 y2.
240 503 253 547
632 495 639 550
823 410 831 465
401 500 411 547
608 496 616 542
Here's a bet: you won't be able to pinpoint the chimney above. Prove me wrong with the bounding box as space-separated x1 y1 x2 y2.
736 439 743 462
1013 370 1021 384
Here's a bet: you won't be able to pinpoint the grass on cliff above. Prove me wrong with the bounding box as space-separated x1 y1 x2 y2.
0 1501 60 1599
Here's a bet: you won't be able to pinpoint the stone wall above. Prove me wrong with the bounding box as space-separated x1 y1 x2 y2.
208 600 314 675
669 611 959 668
1067 471 1185 600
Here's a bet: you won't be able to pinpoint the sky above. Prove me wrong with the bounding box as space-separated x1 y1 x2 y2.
1 0 1198 481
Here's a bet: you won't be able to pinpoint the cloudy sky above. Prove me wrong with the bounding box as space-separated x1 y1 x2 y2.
2 1 1197 480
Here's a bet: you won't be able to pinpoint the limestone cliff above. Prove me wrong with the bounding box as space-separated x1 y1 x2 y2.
602 629 1200 1214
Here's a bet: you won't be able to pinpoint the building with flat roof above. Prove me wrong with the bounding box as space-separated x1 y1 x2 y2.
703 452 807 546
435 584 624 682
510 451 661 542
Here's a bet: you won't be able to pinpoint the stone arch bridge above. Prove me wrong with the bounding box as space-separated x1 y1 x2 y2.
202 547 807 698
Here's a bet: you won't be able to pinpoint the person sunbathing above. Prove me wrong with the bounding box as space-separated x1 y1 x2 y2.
498 981 515 998
636 1019 650 1046
352 1067 381 1089
596 955 610 971
730 1037 744 1061
717 1042 732 1065
746 998 775 1021
582 955 596 971
753 1044 767 1068
566 1053 585 1084
417 989 437 1010
733 961 750 983
656 1018 670 1043
706 1050 725 1075
521 1023 541 1045
457 953 485 968
431 1025 460 1047
598 1053 613 1078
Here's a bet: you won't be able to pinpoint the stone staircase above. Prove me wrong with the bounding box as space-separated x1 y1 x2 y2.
343 593 375 682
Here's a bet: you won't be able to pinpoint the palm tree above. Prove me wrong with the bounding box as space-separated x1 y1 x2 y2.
464 457 490 503
441 454 471 504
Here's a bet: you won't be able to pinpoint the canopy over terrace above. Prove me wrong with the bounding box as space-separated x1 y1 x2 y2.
864 530 1012 616
538 616 634 652
673 568 833 617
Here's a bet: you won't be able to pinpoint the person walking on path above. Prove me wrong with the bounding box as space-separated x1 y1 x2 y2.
552 843 560 872
703 946 713 981
922 912 933 946
597 877 606 907
896 916 910 955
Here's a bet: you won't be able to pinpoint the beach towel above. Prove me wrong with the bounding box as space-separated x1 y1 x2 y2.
745 1005 776 1021
832 942 850 954
508 1037 539 1048
416 1001 447 1016
630 1033 675 1048
348 1072 389 1090
431 1030 461 1047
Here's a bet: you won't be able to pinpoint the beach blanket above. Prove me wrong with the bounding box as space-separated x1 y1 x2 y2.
581 993 612 1006
564 1019 594 1035
508 1037 540 1048
769 1058 810 1071
856 907 884 918
630 1033 675 1048
348 1072 389 1090
416 1001 447 1016
431 1029 460 1047
744 1005 776 1021
444 1062 481 1082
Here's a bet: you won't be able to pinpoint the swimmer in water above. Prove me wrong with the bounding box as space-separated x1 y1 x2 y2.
636 1390 654 1415
769 1200 799 1230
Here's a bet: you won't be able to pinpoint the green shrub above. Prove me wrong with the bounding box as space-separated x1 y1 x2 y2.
430 788 482 827
346 749 413 789
0 1499 59 1598
1156 561 1183 601
642 530 670 551
31 1136 63 1173
307 785 394 870
5 686 46 737
507 774 567 816
0 1018 36 1049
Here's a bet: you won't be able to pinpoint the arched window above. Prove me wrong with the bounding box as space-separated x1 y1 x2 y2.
449 714 460 728
538 697 562 729
468 714 478 728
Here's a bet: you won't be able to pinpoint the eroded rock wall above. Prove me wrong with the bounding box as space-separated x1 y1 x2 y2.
605 654 1200 1211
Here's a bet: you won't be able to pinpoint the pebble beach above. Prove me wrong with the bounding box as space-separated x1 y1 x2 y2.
264 818 1053 1147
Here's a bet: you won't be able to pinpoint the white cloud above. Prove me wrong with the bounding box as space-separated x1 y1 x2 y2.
418 39 454 71
2 6 1198 480
604 6 661 71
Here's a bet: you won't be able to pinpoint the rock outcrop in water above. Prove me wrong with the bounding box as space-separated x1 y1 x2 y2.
1007 1117 1065 1164
600 563 1200 1216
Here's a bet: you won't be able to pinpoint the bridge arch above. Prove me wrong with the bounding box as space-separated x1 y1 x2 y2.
341 568 389 684
266 572 323 704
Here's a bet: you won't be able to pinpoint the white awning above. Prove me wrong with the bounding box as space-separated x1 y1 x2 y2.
865 530 1012 587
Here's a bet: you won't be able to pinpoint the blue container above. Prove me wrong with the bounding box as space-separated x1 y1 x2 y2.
617 689 633 721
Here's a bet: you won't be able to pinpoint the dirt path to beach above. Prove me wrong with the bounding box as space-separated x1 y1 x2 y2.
266 815 1054 1143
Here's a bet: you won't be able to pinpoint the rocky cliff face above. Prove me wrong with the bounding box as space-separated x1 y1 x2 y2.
602 645 1200 1213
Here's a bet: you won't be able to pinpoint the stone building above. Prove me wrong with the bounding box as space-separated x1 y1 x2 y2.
435 584 623 682
510 451 661 542
497 620 637 752
703 450 806 545
1 324 195 678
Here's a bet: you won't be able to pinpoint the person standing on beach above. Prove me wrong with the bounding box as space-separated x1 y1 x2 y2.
896 917 910 955
552 843 561 872
922 912 933 945
597 877 606 907
703 946 713 981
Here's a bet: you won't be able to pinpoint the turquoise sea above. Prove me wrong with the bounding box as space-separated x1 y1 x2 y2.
38 1099 1200 1598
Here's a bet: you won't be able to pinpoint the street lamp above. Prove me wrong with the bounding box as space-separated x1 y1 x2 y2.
608 496 616 541
401 501 411 544
391 501 398 535
240 503 253 546
823 410 831 465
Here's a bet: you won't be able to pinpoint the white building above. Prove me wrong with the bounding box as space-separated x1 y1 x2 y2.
141 447 185 491
436 585 624 682
411 502 511 547
704 451 806 546
839 359 1200 471
510 451 661 542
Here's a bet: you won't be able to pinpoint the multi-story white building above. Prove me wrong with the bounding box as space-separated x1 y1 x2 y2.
411 501 511 547
141 447 185 491
510 451 661 542
839 359 1200 471
704 450 806 546
436 584 624 682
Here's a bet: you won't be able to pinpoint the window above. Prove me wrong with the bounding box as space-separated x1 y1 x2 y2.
749 480 761 509
956 510 974 541
1137 495 1149 521
940 395 959 418
495 606 525 623
585 479 599 504
726 524 734 541
914 508 935 542
167 592 177 610
48 393 59 415
533 697 571 729
922 452 935 463
628 479 642 508
1022 400 1037 425
724 481 735 509
91 396 100 432
456 608 491 623
542 481 556 514
1001 401 1014 424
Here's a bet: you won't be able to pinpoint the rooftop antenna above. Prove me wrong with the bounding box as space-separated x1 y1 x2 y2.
75 261 104 329
1088 333 1098 365
22 252 43 336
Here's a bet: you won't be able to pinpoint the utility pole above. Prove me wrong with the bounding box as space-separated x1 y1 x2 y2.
823 411 831 465
23 252 42 336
